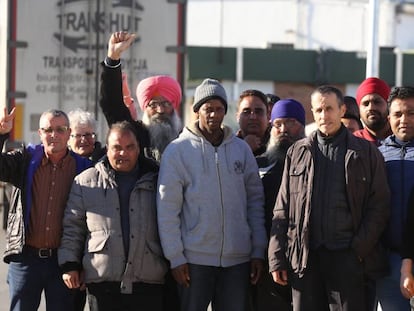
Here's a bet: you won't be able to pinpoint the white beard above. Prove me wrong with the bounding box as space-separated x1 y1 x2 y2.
143 111 182 161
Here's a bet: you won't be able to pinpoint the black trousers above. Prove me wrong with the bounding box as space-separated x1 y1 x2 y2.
290 248 365 311
248 270 292 311
87 282 163 311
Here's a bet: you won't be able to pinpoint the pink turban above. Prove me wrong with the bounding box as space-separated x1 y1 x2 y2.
136 75 182 111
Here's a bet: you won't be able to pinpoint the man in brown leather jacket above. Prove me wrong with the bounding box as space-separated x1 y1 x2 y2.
268 85 390 311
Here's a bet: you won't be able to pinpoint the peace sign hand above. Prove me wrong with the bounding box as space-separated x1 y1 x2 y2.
0 107 16 135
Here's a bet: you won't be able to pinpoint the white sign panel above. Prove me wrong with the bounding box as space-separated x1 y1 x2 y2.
15 0 178 143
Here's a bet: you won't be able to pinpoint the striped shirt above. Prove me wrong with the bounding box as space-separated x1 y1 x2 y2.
26 152 76 249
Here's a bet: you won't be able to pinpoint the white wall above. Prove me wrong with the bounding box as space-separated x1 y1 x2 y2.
187 0 411 52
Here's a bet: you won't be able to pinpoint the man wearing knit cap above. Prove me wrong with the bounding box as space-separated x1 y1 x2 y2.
157 78 267 311
236 89 271 156
253 99 306 311
354 77 392 146
100 32 183 162
268 86 390 311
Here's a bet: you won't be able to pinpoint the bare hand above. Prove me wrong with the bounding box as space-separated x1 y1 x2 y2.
62 270 81 289
107 31 137 60
0 107 16 135
271 270 288 286
250 258 264 285
401 272 414 299
171 263 190 288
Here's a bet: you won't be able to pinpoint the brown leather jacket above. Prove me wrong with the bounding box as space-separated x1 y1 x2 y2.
268 130 390 279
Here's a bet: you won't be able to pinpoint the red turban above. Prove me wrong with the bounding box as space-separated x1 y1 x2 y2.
136 75 182 111
356 77 390 105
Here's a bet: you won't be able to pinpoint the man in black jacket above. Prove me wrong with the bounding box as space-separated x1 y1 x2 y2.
100 31 182 162
268 86 390 311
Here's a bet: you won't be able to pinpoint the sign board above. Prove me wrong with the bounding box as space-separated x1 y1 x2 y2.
14 0 178 143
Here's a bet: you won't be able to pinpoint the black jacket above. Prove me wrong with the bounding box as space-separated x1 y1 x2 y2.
268 130 390 279
99 61 151 151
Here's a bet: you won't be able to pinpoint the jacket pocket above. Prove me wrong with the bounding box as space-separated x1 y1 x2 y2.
87 230 109 253
84 230 113 280
224 225 252 257
138 241 168 283
289 164 306 194
362 242 390 280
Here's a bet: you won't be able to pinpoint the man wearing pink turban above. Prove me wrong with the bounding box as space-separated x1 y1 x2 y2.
99 32 182 311
136 75 182 112
100 32 183 162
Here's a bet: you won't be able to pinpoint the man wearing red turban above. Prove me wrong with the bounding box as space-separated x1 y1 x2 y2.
353 77 392 146
100 32 183 162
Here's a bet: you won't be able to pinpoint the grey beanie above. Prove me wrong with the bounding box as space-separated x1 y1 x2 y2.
193 78 228 113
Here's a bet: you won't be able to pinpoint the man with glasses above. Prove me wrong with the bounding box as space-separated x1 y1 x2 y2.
100 31 182 162
236 89 270 156
68 108 105 163
0 108 92 311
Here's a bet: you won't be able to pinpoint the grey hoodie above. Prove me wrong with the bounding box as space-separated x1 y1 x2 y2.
157 121 267 269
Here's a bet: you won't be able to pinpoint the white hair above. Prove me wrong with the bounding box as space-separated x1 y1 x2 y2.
68 108 96 131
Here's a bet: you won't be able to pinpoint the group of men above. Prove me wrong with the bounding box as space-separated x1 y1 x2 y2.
1 30 414 311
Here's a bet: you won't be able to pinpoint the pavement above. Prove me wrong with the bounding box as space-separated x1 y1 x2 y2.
0 228 8 311
0 228 56 310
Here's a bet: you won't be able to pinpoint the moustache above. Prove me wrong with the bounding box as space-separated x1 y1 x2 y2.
278 133 290 139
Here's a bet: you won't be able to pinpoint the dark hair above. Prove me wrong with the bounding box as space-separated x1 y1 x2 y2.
342 113 363 130
266 93 280 105
312 85 344 107
343 96 359 118
238 89 268 110
388 86 414 108
39 109 70 127
106 121 139 145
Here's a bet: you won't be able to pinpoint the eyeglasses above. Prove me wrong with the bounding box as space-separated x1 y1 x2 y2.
240 108 266 117
273 119 298 129
40 126 69 134
70 133 96 140
147 101 172 110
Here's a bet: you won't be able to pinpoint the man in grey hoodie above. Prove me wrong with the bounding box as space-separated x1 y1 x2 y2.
157 78 267 311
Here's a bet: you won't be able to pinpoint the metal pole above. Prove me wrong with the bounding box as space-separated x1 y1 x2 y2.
94 0 101 120
366 0 380 77
394 47 403 86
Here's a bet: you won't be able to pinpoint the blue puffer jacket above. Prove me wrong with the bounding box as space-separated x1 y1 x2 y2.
379 135 414 252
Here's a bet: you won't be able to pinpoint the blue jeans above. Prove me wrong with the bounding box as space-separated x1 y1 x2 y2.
179 262 250 311
376 252 410 311
7 253 75 311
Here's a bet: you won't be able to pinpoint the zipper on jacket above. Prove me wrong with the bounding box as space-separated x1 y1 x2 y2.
215 148 225 265
400 145 406 245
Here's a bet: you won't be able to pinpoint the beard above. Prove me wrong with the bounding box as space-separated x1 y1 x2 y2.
264 132 303 164
143 111 182 161
362 111 388 132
